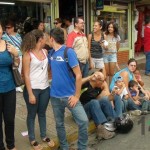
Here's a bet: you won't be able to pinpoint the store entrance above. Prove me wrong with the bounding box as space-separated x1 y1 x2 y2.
59 0 76 19
59 0 90 34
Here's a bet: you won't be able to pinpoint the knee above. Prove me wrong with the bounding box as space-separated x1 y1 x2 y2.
90 100 99 106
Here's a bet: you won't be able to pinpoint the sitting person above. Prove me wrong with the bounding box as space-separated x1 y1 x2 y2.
111 76 144 115
128 80 150 113
80 71 123 139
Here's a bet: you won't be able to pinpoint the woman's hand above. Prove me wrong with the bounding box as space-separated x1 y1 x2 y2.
29 94 36 104
7 42 18 57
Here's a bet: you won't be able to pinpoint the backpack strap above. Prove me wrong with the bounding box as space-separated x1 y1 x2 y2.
64 47 75 78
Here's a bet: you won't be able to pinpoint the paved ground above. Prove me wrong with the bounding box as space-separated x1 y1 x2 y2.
11 58 150 150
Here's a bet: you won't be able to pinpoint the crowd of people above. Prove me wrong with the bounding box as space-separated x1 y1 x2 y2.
0 15 150 150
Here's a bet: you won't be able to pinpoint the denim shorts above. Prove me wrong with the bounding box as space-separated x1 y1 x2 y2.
103 53 117 63
91 58 104 69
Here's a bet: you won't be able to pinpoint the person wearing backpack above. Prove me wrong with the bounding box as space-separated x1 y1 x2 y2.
48 28 88 150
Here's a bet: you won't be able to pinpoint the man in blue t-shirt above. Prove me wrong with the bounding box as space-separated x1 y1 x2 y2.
48 28 88 150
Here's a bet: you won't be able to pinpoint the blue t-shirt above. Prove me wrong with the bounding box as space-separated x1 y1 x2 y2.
0 50 15 93
110 67 134 91
48 46 79 98
2 32 22 56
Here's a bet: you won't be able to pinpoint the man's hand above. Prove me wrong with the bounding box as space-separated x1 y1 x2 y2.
68 95 79 108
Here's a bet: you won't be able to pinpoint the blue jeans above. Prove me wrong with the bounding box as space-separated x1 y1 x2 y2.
112 95 123 118
79 61 89 78
50 97 88 150
23 86 50 142
84 97 115 125
145 51 150 75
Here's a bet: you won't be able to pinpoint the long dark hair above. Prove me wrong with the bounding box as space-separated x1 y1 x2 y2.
105 22 119 38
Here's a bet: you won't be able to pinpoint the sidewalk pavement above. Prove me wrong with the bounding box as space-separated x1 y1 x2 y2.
14 58 150 150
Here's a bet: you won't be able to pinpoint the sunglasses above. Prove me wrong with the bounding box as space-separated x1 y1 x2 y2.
5 26 12 29
53 22 58 25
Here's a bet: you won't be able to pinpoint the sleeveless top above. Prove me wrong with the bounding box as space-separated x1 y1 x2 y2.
29 49 49 89
110 67 134 91
90 33 104 58
0 50 15 93
104 35 120 53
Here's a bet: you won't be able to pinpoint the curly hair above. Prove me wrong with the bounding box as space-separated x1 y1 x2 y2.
105 21 119 38
21 29 44 52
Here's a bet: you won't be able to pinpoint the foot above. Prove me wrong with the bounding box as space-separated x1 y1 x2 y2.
97 124 116 140
42 137 55 147
31 141 42 150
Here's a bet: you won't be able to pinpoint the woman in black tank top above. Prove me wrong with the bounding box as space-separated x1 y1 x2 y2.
88 21 106 79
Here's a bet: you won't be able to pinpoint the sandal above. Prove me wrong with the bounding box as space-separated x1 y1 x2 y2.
42 137 55 147
31 141 42 150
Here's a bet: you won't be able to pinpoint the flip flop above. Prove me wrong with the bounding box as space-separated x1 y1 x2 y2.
42 137 55 147
31 141 43 150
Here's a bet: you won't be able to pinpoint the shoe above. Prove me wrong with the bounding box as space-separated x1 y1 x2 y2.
31 141 43 150
141 110 148 115
16 87 23 93
42 137 55 147
129 110 141 116
96 124 115 140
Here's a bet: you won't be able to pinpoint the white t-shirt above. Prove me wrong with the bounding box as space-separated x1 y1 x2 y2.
113 86 128 99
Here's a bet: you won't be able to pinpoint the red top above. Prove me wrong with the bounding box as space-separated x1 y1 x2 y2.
144 25 150 52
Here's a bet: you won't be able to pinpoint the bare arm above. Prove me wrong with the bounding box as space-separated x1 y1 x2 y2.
116 41 120 51
97 81 110 99
23 52 36 104
68 65 82 107
87 34 93 68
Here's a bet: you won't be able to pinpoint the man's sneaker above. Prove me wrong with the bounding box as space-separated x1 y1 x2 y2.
96 124 115 140
129 110 141 116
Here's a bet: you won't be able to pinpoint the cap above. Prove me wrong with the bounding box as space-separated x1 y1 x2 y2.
115 76 123 82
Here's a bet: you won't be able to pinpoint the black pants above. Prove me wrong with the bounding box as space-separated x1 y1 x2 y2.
0 89 16 150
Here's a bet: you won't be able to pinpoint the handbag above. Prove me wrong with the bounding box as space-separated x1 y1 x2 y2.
12 57 24 87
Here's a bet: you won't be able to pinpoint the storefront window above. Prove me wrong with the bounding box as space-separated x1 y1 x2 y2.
98 8 129 48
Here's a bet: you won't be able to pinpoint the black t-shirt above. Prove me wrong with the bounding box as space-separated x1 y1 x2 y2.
80 82 102 105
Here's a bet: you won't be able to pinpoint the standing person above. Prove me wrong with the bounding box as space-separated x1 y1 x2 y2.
64 17 74 34
54 18 67 43
49 28 88 150
88 20 106 78
0 23 18 150
22 29 54 150
2 19 23 92
103 22 121 85
144 16 150 76
66 17 90 77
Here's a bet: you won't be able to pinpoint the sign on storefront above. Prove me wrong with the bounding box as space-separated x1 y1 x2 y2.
96 0 104 10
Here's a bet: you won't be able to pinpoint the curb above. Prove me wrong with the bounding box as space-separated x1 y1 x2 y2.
42 121 96 150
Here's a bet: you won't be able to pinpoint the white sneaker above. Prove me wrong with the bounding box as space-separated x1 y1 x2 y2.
129 110 141 116
16 87 23 93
